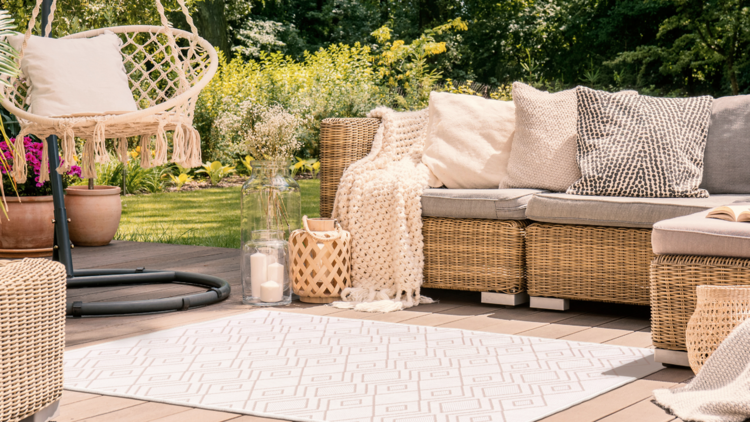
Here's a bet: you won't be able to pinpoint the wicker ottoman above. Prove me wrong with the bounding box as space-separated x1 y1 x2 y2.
650 208 750 366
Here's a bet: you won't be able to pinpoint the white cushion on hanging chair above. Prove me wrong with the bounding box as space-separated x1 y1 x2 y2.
7 31 138 117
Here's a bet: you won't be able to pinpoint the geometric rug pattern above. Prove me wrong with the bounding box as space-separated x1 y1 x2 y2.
65 310 662 422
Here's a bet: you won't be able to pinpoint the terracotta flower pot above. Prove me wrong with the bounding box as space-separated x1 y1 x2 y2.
0 196 54 258
65 186 122 247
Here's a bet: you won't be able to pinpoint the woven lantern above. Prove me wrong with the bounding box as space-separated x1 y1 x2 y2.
685 285 750 374
290 216 351 303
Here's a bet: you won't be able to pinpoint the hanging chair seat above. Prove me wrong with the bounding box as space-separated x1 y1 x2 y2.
1 0 219 183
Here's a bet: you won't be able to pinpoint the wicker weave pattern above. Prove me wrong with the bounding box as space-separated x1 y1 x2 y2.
527 223 653 305
651 255 750 352
686 285 750 373
0 259 66 422
319 118 380 218
423 217 528 293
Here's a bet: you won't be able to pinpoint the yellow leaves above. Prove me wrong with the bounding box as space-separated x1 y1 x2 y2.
425 42 447 56
371 26 392 43
169 173 194 191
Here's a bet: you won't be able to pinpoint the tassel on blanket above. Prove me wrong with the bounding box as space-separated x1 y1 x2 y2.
140 135 152 169
38 138 49 184
331 287 435 313
81 139 97 180
92 121 109 164
153 121 168 166
57 124 76 174
171 122 186 166
11 129 28 183
116 137 129 164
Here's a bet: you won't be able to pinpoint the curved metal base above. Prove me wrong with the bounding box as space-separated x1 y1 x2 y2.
66 269 231 317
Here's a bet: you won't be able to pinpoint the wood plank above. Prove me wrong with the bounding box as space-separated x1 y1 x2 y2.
604 332 653 348
438 315 514 331
403 313 469 327
56 395 144 422
599 317 651 331
78 402 190 422
477 320 548 335
349 310 425 323
514 323 590 339
554 313 623 327
560 327 635 344
435 304 502 316
488 307 582 324
150 408 241 422
596 398 674 422
60 390 100 406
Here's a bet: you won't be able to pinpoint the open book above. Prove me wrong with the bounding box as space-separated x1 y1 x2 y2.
706 205 750 222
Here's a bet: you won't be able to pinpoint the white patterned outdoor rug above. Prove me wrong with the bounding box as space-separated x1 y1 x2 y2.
65 310 662 422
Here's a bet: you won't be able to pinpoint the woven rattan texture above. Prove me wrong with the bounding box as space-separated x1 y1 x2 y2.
319 118 380 218
0 259 66 422
422 217 528 293
526 223 653 305
685 285 750 373
651 255 750 352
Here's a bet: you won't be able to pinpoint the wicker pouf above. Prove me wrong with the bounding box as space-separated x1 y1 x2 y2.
685 285 750 373
650 255 750 352
290 218 351 303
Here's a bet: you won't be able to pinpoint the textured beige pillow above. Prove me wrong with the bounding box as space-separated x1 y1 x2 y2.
422 92 515 189
8 32 138 117
499 82 580 192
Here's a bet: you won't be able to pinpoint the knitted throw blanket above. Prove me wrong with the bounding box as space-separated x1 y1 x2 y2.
653 318 750 422
331 107 432 312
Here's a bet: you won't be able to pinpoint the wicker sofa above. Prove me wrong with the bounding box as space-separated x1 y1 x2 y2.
321 118 749 309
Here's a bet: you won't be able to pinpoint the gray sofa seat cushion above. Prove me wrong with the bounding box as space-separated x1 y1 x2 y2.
421 188 546 220
526 193 750 228
653 207 750 258
700 94 750 194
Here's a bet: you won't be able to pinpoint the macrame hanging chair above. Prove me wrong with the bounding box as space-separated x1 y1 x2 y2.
0 0 219 184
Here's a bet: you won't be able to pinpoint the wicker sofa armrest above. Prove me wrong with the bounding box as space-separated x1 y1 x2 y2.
319 117 380 218
0 259 66 422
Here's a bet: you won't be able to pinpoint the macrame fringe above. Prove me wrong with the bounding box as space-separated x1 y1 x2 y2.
81 139 97 180
140 135 152 169
171 122 186 166
38 138 49 184
116 137 129 164
12 130 28 183
153 121 168 166
57 124 76 174
185 127 202 168
92 121 109 164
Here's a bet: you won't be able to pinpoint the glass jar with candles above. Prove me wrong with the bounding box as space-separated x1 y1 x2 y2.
241 230 291 306
240 160 301 306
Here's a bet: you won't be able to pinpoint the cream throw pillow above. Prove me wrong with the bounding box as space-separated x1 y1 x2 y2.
422 92 515 189
499 82 580 192
8 32 138 117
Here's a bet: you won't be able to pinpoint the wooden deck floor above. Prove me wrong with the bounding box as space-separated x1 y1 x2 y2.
61 241 690 422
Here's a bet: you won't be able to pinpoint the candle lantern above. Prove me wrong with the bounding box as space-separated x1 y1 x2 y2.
289 216 351 303
241 230 291 306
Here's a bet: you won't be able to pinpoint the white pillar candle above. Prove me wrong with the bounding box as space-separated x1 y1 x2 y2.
260 281 283 302
250 253 267 297
267 262 286 286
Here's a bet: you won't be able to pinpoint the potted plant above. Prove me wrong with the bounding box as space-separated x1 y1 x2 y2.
0 136 82 257
64 181 122 247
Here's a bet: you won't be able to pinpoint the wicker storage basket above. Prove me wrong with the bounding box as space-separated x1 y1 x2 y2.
320 118 380 218
290 217 351 303
685 285 750 373
651 254 750 352
423 217 528 293
526 223 653 305
0 259 66 421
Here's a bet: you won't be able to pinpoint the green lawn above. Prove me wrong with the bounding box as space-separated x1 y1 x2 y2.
116 179 320 248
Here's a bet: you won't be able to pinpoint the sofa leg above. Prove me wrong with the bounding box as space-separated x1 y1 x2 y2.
481 292 529 307
20 399 60 422
654 349 690 368
529 296 570 311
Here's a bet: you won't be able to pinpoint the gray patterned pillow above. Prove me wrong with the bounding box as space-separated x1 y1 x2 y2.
567 87 713 198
